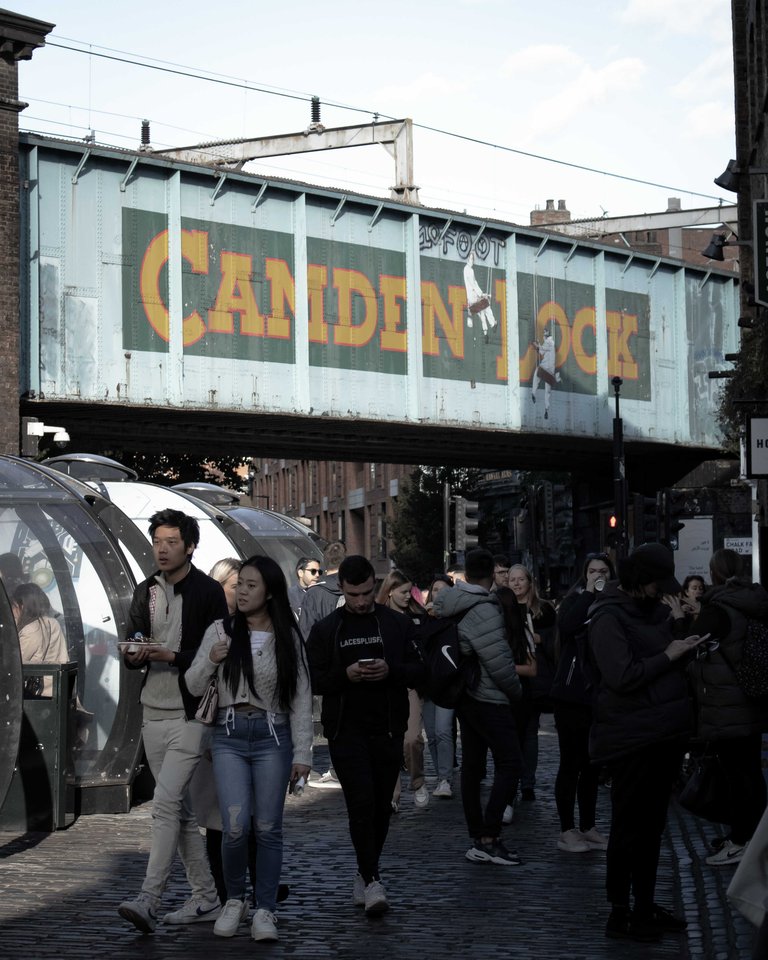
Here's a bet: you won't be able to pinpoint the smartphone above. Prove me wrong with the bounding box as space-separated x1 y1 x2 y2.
357 658 375 664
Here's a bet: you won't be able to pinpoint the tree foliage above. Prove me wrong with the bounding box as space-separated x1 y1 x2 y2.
719 323 768 452
390 466 480 586
103 450 250 491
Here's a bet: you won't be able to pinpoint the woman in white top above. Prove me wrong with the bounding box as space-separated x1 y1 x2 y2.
186 556 312 943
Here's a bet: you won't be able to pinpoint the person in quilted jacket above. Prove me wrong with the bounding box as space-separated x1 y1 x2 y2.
434 548 522 867
689 548 768 868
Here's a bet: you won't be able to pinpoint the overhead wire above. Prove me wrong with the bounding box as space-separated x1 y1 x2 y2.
36 36 725 204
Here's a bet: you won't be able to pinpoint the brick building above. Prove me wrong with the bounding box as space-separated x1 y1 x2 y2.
248 458 414 576
0 10 52 457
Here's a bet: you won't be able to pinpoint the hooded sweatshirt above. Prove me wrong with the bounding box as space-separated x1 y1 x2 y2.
588 582 692 762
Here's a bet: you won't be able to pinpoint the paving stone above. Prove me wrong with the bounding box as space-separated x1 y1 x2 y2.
0 714 758 958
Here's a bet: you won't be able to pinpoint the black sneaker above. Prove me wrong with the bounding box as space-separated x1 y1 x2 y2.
465 839 521 865
651 903 687 932
605 908 661 943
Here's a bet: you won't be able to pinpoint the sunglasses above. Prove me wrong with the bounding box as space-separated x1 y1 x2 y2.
305 567 323 576
586 552 610 562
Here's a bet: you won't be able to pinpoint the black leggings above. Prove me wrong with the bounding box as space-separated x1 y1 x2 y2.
714 732 767 845
553 702 599 832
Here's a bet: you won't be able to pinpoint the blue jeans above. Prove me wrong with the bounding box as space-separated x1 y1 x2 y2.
422 699 454 781
212 710 293 912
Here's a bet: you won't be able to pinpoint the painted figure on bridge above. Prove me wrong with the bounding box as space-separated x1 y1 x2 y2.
531 329 561 420
463 251 497 340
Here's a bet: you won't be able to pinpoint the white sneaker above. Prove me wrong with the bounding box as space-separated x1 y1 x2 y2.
364 880 389 916
164 895 221 924
581 826 609 850
557 828 590 853
414 785 430 807
706 839 747 866
118 892 161 934
502 804 514 824
352 873 365 907
251 908 279 941
432 779 452 799
213 899 248 937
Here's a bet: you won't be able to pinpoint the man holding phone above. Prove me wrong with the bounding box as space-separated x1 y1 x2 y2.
305 556 424 917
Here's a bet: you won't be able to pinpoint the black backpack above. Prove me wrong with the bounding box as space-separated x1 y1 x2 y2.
415 605 482 709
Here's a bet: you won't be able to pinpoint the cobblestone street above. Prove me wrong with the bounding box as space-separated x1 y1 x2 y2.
0 717 756 959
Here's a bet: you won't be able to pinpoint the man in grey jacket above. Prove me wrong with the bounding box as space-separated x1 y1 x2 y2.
434 548 522 865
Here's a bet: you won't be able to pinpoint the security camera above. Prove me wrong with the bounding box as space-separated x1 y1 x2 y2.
53 429 70 447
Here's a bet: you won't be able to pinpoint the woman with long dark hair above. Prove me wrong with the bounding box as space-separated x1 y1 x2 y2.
12 582 69 697
551 552 614 853
186 556 312 943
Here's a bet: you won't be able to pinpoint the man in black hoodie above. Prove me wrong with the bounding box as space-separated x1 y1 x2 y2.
306 555 423 917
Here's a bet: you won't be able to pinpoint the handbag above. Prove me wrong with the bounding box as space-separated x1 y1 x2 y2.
677 747 730 823
195 674 219 725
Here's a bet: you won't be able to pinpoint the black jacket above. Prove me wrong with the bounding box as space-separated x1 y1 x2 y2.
298 574 343 637
124 564 228 719
550 587 596 707
688 579 768 740
587 584 692 762
305 602 425 740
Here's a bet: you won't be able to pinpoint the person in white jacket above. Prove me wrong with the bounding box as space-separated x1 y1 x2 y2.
186 555 312 944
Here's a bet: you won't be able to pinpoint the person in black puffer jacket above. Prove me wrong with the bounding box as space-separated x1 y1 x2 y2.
589 542 706 944
688 548 768 867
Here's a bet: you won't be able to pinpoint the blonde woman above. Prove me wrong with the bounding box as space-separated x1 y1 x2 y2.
507 564 556 802
376 570 430 809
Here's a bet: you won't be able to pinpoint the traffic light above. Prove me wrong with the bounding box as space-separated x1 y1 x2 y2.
455 497 480 552
662 488 686 549
633 493 660 544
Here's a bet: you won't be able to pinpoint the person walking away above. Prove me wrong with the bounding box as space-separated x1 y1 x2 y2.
589 542 706 942
422 574 457 798
550 553 613 853
117 509 228 934
434 548 523 866
376 569 430 809
305 555 424 916
688 548 768 867
186 556 312 942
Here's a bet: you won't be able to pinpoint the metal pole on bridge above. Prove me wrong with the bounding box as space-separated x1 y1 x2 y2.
612 376 628 559
443 481 451 572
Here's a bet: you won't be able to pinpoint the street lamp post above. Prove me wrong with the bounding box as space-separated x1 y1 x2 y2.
612 377 628 559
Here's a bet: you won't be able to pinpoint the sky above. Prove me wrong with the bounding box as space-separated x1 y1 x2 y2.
14 0 736 225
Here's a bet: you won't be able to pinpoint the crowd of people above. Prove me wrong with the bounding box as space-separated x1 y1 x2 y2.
4 513 766 951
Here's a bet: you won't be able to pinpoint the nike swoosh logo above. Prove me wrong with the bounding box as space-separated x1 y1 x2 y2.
726 848 744 859
441 645 458 669
196 905 219 916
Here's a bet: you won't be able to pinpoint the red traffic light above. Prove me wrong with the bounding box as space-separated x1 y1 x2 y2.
609 514 617 529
